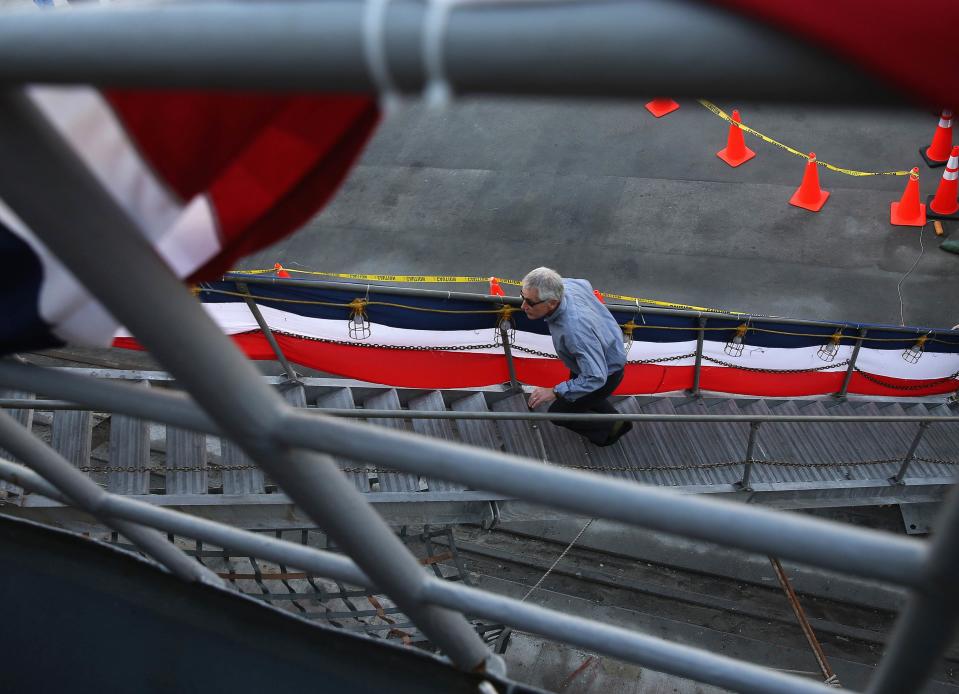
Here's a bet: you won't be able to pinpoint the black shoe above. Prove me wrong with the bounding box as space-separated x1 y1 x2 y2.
598 420 633 447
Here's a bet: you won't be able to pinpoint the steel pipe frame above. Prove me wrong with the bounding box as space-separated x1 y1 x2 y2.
738 421 762 491
837 328 868 399
890 421 932 485
0 456 841 694
0 457 371 588
689 316 706 397
867 486 959 694
0 0 902 105
0 410 221 586
498 325 521 392
0 361 929 588
235 281 299 381
226 276 959 338
421 581 838 694
0 88 494 674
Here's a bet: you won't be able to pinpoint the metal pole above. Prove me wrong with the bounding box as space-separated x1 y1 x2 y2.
689 316 706 397
0 88 494 673
0 457 371 589
889 421 931 485
0 1 900 104
0 411 221 586
867 486 959 694
836 328 867 399
0 454 843 694
0 360 931 588
2 386 959 424
235 281 298 381
768 557 839 687
0 399 76 410
737 421 761 491
498 321 521 392
422 580 838 694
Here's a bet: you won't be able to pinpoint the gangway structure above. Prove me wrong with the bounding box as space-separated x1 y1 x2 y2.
1 2 959 694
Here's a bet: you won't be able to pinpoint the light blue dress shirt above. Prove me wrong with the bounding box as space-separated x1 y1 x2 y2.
545 278 627 401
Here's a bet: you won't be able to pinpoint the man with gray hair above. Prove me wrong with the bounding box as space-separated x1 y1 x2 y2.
521 267 632 447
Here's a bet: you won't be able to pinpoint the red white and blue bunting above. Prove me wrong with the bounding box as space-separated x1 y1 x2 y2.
115 279 959 398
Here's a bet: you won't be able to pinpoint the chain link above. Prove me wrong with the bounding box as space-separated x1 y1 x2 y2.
853 367 959 391
77 464 259 473
273 330 497 352
74 456 958 476
702 356 851 374
628 352 697 365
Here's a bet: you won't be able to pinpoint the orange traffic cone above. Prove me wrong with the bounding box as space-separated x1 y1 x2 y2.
593 289 605 303
927 146 959 220
716 110 756 167
645 98 680 118
890 168 926 227
274 262 290 278
489 277 505 296
789 153 830 212
920 109 953 168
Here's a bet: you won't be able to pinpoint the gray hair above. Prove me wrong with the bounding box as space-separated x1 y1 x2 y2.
522 267 564 302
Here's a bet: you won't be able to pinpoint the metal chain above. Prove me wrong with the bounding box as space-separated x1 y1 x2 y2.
77 464 259 473
702 356 851 374
273 330 497 352
514 344 698 366
853 367 959 391
628 352 697 365
78 455 959 475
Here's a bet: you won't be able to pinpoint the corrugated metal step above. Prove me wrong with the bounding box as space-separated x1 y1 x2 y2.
315 387 370 493
618 397 690 487
671 399 749 486
363 389 424 492
911 403 959 480
408 391 465 492
491 393 544 461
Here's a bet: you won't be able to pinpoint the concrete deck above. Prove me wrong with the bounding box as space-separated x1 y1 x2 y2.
241 98 959 330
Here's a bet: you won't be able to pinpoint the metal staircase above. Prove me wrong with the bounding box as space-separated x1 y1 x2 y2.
3 372 956 530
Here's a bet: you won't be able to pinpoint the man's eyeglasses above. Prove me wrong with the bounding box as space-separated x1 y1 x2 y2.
520 293 547 307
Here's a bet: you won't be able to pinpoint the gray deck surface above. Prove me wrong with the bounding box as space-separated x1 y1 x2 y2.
241 98 959 330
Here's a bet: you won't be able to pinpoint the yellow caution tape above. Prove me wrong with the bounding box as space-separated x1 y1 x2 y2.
698 99 912 177
230 268 739 314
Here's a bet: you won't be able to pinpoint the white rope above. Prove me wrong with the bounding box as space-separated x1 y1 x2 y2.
521 518 594 601
897 222 926 327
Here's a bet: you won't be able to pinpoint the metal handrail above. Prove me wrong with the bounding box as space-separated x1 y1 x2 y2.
3 395 956 423
0 4 957 692
224 274 959 338
0 454 839 694
0 1 902 105
0 360 930 587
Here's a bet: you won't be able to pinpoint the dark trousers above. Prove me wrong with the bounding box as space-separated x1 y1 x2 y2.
548 370 624 445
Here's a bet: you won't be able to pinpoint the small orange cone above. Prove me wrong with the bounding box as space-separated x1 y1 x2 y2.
716 110 756 167
789 152 830 212
489 277 505 296
593 289 605 303
890 168 926 227
274 262 290 278
645 98 680 118
928 146 959 219
920 109 953 168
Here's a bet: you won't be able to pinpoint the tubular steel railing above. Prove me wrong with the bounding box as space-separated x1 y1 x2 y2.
0 4 957 694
